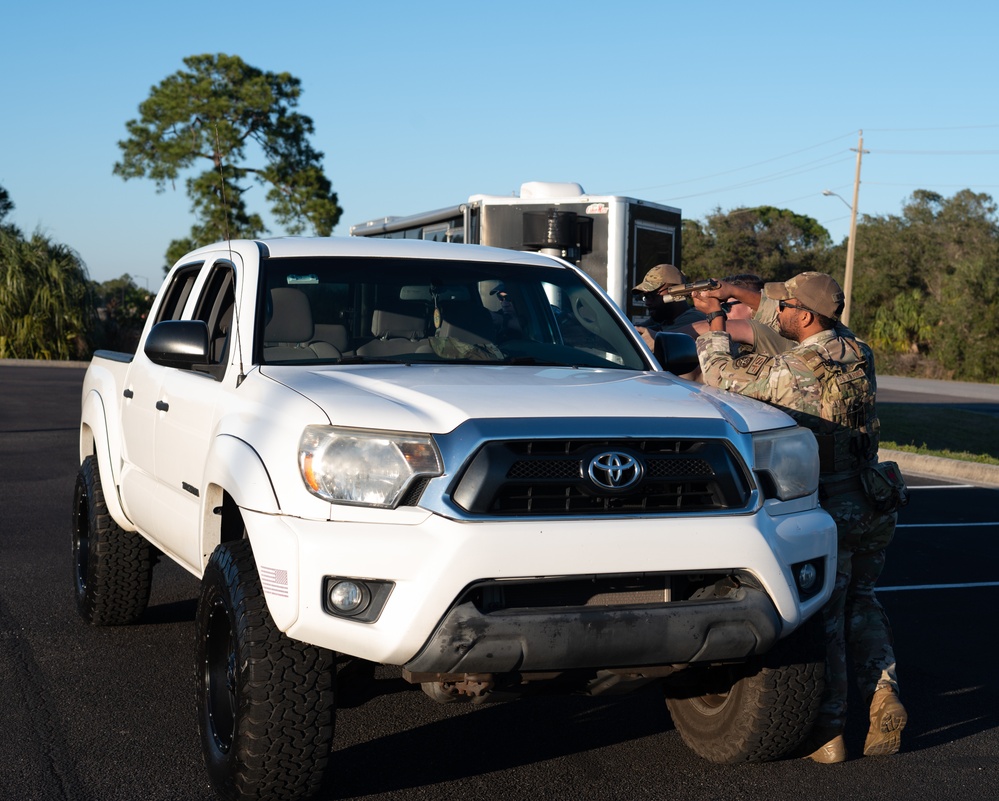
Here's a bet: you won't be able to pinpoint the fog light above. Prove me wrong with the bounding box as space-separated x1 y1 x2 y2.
328 580 366 613
796 562 818 591
323 576 394 622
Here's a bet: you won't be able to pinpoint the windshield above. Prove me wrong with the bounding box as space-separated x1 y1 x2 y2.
257 256 648 370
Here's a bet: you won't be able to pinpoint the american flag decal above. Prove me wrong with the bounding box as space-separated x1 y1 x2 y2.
260 566 290 597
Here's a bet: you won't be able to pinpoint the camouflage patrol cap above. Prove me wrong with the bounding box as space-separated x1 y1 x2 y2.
633 263 687 297
764 271 845 319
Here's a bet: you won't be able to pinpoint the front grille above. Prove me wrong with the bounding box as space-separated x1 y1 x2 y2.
450 438 751 516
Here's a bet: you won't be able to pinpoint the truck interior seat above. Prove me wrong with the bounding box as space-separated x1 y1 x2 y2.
263 288 342 361
311 323 350 354
356 310 428 357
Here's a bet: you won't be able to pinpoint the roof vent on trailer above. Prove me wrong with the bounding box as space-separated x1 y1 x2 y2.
519 181 585 199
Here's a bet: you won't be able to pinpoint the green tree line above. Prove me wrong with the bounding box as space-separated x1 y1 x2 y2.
681 189 999 381
0 189 154 360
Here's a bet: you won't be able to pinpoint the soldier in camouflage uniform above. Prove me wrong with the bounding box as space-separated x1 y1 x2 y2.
691 272 907 763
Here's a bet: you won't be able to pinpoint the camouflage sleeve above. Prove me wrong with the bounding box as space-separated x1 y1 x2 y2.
696 332 822 416
696 331 778 397
753 294 781 332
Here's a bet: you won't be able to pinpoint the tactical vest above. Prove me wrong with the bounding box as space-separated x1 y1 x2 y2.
795 338 878 474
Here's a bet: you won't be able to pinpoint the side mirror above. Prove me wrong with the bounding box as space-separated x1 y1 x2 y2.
144 320 210 368
652 331 699 375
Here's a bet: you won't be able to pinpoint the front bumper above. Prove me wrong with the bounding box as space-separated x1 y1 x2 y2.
241 505 836 669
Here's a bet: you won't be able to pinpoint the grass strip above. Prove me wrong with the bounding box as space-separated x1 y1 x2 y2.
878 402 999 465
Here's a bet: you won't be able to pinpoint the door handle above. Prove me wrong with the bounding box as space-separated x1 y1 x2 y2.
123 388 134 399
156 400 170 412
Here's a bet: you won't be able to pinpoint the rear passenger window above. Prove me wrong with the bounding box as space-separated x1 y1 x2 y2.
153 264 201 324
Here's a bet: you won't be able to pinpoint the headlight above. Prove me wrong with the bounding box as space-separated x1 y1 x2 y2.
299 426 443 508
752 426 819 501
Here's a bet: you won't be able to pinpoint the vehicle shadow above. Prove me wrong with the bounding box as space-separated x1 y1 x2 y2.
323 682 671 798
141 598 198 625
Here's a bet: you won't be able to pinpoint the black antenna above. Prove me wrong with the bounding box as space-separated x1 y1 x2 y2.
214 123 246 386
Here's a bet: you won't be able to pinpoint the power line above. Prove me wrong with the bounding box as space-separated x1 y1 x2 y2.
614 125 999 216
866 182 999 188
655 155 854 202
614 130 858 194
865 123 999 132
873 150 999 155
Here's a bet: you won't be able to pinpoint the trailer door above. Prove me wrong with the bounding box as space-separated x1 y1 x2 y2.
627 213 680 322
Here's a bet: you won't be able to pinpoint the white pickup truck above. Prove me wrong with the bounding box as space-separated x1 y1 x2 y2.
75 236 836 801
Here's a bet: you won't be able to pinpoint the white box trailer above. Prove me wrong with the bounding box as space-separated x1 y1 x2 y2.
350 181 682 323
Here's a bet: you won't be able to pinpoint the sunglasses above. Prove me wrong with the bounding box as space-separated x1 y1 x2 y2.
778 299 812 313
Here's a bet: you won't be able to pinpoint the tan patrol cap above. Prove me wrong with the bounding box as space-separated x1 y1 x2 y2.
764 271 845 319
633 263 686 294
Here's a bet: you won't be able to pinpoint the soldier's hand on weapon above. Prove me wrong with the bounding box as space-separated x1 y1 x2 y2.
691 291 723 315
690 278 731 300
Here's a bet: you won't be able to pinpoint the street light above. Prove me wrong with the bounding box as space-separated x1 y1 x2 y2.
822 187 857 326
822 189 850 209
821 131 867 328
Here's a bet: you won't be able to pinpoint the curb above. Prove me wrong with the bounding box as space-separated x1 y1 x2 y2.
881 448 999 489
0 358 90 369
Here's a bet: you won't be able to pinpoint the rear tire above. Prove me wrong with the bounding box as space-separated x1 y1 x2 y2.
197 539 335 801
665 615 824 763
72 455 153 625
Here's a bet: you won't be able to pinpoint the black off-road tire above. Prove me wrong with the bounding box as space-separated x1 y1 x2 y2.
72 455 154 625
665 615 825 763
197 539 335 801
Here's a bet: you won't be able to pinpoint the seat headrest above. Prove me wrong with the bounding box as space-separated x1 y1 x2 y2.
371 309 425 340
264 288 314 343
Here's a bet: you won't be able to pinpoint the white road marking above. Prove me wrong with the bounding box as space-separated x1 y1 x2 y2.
907 484 976 490
878 581 999 592
897 522 998 528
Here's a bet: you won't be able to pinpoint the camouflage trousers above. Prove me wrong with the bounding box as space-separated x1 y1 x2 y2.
816 486 899 730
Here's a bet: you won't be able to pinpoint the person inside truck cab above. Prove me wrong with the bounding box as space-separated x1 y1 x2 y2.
486 282 524 340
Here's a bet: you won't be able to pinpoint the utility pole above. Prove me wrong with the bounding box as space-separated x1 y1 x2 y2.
842 130 868 328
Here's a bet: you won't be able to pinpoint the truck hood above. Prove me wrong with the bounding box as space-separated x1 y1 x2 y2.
259 364 792 435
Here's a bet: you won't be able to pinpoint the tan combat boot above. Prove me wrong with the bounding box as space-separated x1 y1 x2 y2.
798 725 847 764
864 687 907 756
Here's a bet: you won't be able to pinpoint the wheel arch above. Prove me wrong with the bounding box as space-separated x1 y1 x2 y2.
200 434 280 572
80 389 136 532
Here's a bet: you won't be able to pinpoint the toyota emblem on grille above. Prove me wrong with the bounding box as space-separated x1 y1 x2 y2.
587 451 643 491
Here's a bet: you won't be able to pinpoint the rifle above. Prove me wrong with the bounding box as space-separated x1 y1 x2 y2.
664 278 720 297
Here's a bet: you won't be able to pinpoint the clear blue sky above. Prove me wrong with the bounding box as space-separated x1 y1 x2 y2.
3 0 997 285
